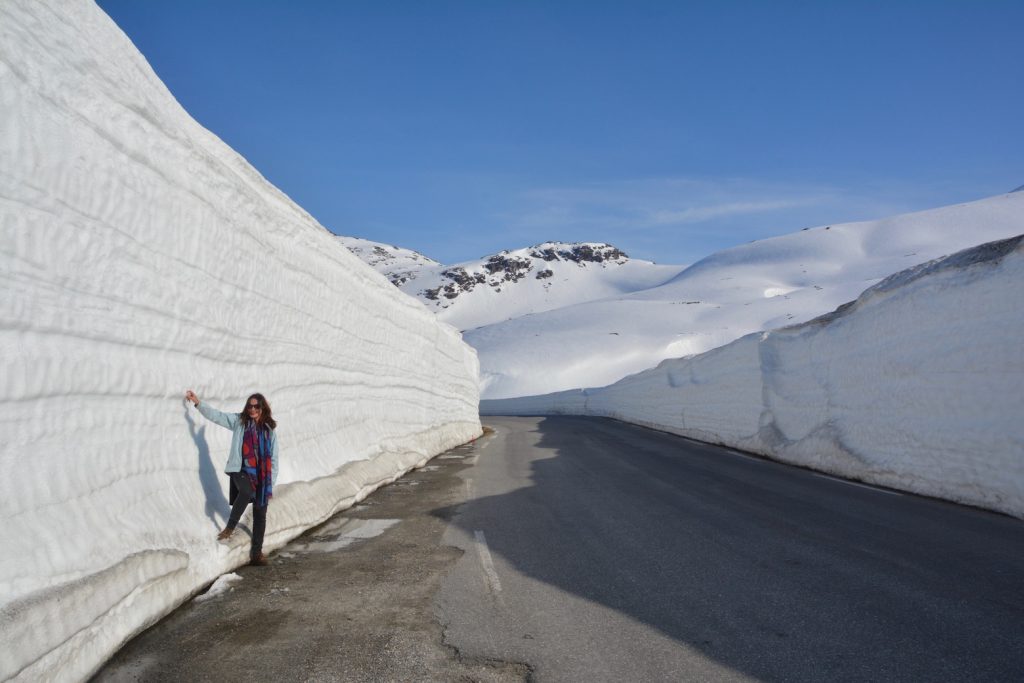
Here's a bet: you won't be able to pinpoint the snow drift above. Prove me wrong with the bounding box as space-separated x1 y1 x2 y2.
483 236 1024 519
0 1 480 681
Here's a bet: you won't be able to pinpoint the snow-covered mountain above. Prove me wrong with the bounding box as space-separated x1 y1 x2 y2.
465 192 1024 398
346 193 1024 400
336 236 442 286
339 239 685 330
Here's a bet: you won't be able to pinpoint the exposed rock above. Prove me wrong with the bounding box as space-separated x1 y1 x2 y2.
483 254 533 281
422 267 488 301
528 243 628 264
388 271 417 286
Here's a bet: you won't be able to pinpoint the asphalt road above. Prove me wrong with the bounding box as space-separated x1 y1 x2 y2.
440 416 1024 681
95 416 1024 682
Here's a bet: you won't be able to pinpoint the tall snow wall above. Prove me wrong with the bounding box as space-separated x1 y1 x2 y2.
483 236 1024 519
0 2 480 681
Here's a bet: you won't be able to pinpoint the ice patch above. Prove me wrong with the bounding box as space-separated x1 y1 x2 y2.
288 519 401 554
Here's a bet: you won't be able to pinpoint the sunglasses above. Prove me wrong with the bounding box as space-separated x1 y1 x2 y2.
247 403 262 411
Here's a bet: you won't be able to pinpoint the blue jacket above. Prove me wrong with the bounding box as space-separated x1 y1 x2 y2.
197 402 279 487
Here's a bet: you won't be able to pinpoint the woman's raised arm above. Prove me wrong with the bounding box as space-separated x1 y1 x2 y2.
185 389 238 430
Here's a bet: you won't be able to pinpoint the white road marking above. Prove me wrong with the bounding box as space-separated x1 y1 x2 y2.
725 448 765 463
474 530 504 600
810 472 901 496
722 447 902 497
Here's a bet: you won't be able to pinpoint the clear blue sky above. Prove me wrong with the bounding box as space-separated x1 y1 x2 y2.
97 0 1023 265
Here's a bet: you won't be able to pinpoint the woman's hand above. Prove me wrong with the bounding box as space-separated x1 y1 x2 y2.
185 390 200 406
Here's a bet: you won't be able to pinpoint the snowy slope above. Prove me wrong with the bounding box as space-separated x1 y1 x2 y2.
336 235 441 286
483 236 1024 518
341 239 684 330
468 192 1024 398
0 2 479 681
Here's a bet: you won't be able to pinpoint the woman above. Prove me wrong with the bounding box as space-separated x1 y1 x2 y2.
185 389 279 566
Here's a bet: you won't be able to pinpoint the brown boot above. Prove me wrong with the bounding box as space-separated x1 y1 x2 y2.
217 527 234 541
250 552 269 566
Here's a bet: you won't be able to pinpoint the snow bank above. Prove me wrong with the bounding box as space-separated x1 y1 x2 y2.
0 2 479 681
483 236 1024 518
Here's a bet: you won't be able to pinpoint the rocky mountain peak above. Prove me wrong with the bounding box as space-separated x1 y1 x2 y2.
527 242 628 263
421 242 629 301
337 236 676 330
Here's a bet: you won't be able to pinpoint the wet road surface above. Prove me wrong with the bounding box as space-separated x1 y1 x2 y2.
94 431 530 682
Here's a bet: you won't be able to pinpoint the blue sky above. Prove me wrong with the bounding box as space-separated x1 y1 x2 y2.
97 1 1023 265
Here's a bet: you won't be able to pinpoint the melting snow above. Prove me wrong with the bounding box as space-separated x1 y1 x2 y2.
193 574 243 604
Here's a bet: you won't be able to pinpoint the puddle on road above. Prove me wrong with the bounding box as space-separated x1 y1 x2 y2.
288 518 400 554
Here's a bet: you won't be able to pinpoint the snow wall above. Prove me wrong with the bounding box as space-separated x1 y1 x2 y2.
483 236 1024 519
0 2 480 681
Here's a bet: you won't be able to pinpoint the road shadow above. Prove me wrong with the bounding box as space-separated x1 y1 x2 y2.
184 406 227 526
434 415 1024 681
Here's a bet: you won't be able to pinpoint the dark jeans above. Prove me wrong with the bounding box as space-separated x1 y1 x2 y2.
227 472 268 558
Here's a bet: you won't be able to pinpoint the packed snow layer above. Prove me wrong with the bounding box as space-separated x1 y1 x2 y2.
470 192 1024 398
483 236 1024 519
0 2 480 681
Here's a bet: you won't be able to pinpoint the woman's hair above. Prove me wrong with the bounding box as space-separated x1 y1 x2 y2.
241 392 277 430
